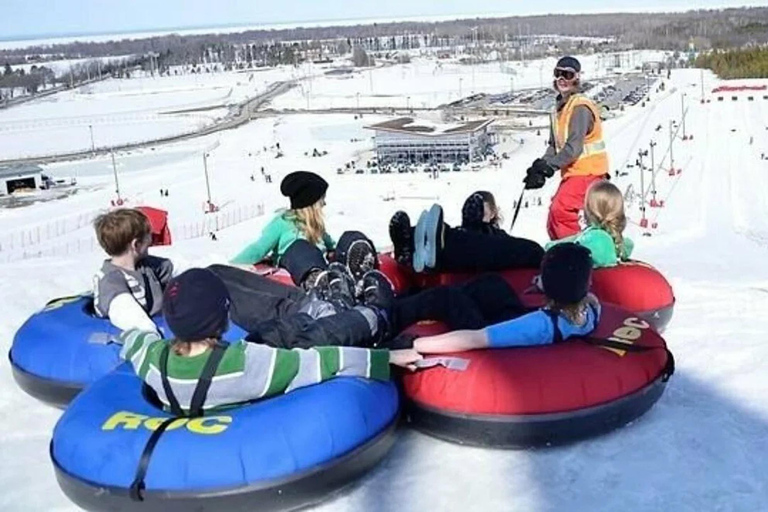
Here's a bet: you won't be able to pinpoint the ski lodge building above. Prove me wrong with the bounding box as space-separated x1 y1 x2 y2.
365 117 495 165
0 164 43 195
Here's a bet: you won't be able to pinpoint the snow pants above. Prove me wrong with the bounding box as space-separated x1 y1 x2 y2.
546 174 606 240
209 263 376 348
280 231 375 285
208 264 305 332
438 227 544 272
393 273 528 332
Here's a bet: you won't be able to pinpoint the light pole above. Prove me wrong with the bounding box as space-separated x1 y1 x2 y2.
111 152 122 203
470 27 478 94
369 68 374 94
88 124 95 153
681 93 688 140
669 120 676 175
649 141 659 206
637 149 648 228
203 152 213 211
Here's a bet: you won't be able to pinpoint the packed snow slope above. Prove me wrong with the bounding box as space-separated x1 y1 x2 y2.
1 68 768 511
0 66 298 159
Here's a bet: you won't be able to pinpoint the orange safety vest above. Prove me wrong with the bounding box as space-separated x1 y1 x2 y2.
551 94 609 179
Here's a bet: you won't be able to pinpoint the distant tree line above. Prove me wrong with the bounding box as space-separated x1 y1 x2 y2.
1 6 767 71
696 47 768 78
0 63 55 95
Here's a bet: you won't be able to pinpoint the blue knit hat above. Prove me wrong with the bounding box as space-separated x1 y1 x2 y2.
162 268 230 341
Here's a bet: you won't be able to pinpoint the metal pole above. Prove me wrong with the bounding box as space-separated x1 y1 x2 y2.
638 150 646 225
89 124 95 152
681 93 687 140
369 69 374 94
669 120 676 173
472 27 477 94
111 152 121 201
649 141 657 202
203 153 212 207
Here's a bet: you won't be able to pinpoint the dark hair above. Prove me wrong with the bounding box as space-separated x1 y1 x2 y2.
475 190 501 228
93 208 151 256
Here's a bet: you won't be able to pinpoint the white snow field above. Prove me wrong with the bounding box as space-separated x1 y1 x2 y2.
1 65 768 512
0 65 297 159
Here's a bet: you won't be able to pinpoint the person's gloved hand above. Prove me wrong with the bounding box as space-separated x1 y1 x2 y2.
523 172 547 190
523 159 556 190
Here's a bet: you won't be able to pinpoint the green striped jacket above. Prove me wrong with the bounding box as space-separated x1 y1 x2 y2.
119 329 390 412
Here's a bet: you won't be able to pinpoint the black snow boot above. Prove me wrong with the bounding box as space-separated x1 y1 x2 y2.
346 238 377 283
315 262 357 311
389 211 413 266
361 270 395 345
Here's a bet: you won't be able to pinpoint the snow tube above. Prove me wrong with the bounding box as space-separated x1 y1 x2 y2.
402 303 674 448
9 295 246 408
51 364 399 512
378 255 675 331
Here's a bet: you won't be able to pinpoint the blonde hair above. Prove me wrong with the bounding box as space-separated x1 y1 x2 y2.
286 199 326 245
171 338 218 356
584 180 627 260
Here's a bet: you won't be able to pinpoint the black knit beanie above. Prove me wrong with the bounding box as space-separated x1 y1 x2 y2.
541 243 592 305
162 268 230 341
280 171 328 209
555 56 581 73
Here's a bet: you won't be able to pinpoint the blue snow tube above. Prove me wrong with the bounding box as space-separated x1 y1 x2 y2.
9 295 246 408
51 364 399 512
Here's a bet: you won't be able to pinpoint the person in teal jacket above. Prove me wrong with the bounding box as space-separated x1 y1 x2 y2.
232 171 335 266
546 180 633 267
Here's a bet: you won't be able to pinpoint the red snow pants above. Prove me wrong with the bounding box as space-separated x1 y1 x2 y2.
546 174 606 240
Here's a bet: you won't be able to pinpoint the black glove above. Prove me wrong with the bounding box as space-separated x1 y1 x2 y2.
523 172 546 190
523 159 556 190
528 158 556 178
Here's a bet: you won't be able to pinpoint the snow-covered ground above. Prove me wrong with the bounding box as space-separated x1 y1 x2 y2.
1 66 768 511
0 66 298 159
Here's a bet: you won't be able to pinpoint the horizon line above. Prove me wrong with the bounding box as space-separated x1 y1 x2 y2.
0 4 760 48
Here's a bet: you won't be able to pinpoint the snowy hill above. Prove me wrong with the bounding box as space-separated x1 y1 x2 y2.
1 67 768 511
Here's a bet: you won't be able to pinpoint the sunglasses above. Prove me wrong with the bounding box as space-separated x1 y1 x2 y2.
554 68 577 80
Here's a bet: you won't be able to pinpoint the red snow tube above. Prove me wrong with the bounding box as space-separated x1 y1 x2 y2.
136 206 172 247
401 303 674 448
378 255 675 332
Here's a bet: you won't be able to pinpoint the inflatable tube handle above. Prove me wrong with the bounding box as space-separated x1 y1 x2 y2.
129 417 178 502
415 357 470 371
130 343 229 500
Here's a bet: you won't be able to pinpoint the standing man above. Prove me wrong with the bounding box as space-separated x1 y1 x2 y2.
523 56 609 240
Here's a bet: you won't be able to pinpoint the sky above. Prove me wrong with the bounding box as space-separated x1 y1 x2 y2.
1 0 765 40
